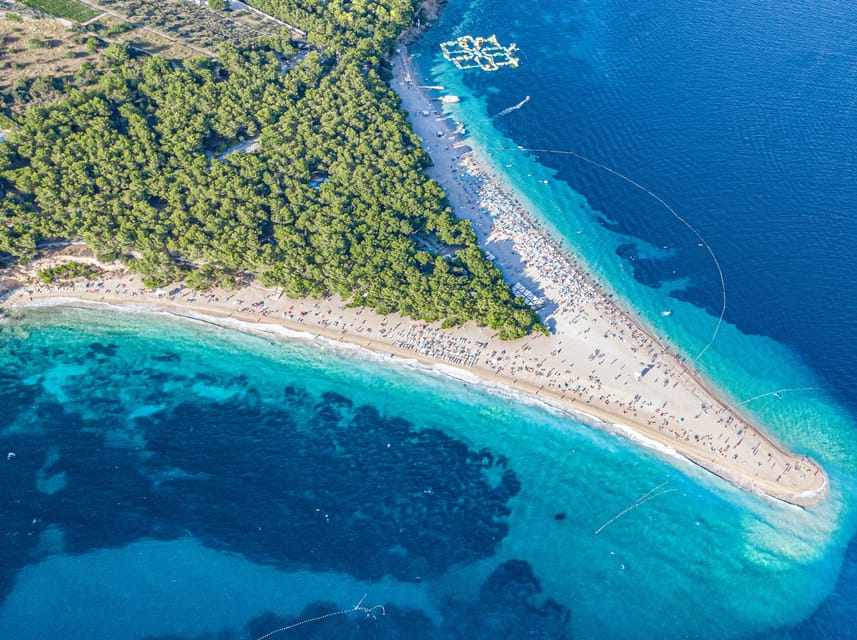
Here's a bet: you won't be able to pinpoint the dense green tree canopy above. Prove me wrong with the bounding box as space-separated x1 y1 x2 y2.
0 3 544 339
248 0 419 53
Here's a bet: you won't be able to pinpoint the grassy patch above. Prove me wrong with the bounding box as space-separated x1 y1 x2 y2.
20 0 99 22
0 18 99 104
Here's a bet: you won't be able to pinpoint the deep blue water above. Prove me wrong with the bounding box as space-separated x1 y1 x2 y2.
411 0 857 636
428 0 857 408
502 0 857 408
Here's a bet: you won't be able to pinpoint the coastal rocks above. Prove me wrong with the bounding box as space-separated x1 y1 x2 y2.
399 0 447 44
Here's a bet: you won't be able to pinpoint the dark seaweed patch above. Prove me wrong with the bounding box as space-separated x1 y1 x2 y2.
0 369 520 598
88 342 119 357
152 352 181 363
137 397 517 582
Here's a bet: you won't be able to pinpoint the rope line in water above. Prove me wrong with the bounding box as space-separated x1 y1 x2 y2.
255 594 385 640
489 145 727 362
737 387 816 406
594 480 676 535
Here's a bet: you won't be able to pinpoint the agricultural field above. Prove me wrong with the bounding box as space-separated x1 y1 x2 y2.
20 0 99 22
89 13 195 59
229 3 289 35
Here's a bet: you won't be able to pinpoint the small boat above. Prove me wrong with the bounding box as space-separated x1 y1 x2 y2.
661 310 673 317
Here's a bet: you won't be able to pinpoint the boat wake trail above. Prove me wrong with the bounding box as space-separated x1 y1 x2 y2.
490 145 727 363
493 95 530 118
256 594 385 639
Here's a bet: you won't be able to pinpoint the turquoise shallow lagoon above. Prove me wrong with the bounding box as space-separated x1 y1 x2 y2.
0 306 854 638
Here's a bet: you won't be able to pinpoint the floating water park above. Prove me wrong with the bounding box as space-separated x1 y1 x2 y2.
440 35 520 71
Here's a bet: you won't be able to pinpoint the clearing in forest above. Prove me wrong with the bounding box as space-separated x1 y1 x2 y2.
0 17 99 92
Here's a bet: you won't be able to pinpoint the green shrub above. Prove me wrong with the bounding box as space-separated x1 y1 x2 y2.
37 262 102 284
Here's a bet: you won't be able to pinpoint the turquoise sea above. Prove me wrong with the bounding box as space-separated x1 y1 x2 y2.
2 0 857 638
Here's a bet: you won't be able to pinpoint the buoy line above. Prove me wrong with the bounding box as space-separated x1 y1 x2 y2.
737 387 816 406
489 145 727 363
